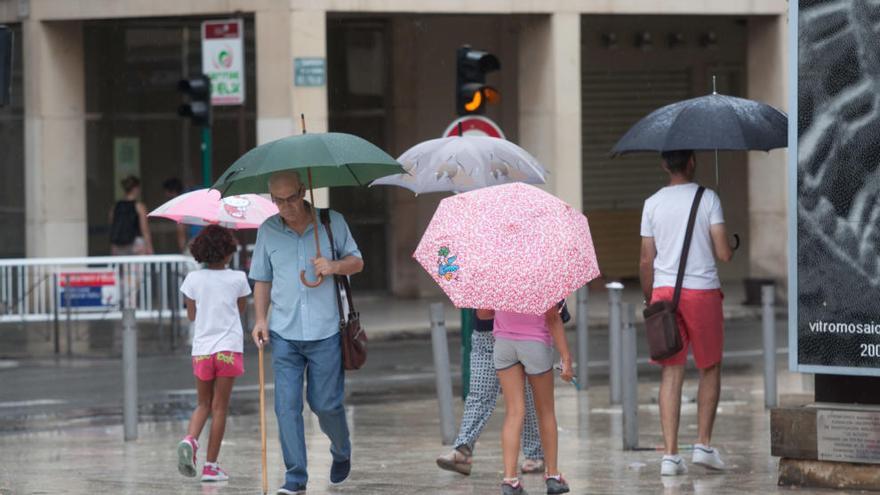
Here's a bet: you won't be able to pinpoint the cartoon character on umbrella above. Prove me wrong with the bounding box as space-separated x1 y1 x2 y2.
437 246 459 281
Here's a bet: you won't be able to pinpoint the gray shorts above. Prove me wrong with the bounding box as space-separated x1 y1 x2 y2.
494 337 555 376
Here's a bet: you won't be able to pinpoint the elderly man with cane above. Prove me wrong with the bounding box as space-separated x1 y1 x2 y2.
250 171 363 495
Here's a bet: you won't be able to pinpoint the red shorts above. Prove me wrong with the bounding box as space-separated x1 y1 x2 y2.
650 287 724 369
192 351 244 381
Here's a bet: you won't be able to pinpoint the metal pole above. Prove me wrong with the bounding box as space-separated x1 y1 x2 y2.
762 284 777 409
171 263 179 350
621 302 639 450
607 282 624 404
123 308 138 441
201 126 212 187
460 308 473 400
65 273 72 357
53 273 59 355
576 285 589 389
430 302 456 445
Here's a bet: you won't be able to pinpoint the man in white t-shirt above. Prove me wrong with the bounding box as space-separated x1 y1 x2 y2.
639 150 734 477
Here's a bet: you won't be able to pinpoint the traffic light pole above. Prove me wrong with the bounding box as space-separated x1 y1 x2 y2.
460 308 473 400
201 126 212 187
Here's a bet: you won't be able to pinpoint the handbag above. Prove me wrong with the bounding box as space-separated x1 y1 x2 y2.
320 209 368 370
643 186 705 361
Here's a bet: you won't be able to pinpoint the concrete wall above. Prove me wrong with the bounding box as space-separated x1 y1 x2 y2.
23 20 87 257
747 15 788 285
6 0 786 23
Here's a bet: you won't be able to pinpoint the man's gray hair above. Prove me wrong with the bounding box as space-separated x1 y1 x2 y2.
267 170 302 189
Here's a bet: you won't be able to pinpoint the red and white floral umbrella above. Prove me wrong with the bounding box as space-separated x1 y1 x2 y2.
149 188 277 229
413 182 600 315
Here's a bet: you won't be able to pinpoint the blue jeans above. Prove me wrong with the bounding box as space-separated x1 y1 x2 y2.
271 332 351 487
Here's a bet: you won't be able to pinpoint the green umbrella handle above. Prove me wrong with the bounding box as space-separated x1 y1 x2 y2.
300 271 324 288
300 165 324 289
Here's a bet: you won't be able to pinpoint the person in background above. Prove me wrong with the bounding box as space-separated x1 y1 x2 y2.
639 149 734 476
109 175 153 255
163 177 189 253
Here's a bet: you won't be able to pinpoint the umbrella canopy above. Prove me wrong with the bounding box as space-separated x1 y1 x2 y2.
611 93 787 156
372 136 548 194
212 132 405 196
413 183 601 315
149 189 277 229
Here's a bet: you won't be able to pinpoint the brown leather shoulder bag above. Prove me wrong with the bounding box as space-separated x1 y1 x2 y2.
320 209 367 370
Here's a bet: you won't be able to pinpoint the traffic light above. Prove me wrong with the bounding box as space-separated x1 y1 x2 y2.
0 26 13 107
177 75 212 126
456 46 500 115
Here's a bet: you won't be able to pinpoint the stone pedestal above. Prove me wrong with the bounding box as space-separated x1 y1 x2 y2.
772 402 880 491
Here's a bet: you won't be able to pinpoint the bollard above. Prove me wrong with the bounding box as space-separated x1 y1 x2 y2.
65 273 72 357
576 286 590 389
762 284 777 408
53 273 60 355
123 308 138 441
607 282 624 404
621 302 639 450
430 303 456 445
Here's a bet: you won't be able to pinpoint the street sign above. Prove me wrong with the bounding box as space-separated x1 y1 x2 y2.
443 115 505 139
202 19 245 106
58 269 118 311
294 58 326 87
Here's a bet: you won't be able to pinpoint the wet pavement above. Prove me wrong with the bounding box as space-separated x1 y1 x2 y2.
0 315 839 494
0 368 840 495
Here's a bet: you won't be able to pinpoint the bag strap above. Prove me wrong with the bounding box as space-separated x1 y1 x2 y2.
672 186 706 310
320 209 357 318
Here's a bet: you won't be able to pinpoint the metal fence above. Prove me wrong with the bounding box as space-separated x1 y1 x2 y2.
0 255 199 323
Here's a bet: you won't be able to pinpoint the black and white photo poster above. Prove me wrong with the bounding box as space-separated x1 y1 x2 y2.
796 0 880 374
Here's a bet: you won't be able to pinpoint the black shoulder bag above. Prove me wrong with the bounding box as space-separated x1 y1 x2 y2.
320 209 367 370
643 186 705 361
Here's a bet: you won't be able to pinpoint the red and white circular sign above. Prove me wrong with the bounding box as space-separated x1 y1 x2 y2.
443 116 506 139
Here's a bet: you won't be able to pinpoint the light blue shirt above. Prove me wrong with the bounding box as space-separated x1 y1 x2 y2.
249 210 361 341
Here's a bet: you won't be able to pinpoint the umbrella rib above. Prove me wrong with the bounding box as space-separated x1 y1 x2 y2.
346 164 364 187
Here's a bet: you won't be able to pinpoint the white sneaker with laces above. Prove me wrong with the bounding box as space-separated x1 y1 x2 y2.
660 455 688 476
692 444 726 471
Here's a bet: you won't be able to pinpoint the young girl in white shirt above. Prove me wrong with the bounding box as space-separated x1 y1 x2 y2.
176 225 251 482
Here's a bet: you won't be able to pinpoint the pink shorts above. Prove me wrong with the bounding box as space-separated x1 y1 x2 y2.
192 352 244 381
650 287 724 369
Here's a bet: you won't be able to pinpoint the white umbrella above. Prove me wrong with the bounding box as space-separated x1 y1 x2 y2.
371 136 548 194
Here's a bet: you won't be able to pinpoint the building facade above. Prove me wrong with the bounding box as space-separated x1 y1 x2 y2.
0 0 788 296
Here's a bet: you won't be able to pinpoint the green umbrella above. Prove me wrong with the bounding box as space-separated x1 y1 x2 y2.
213 132 404 196
213 128 404 287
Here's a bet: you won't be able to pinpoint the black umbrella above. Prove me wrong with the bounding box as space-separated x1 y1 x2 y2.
611 93 787 156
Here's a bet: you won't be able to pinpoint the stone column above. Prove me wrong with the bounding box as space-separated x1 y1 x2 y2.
23 20 87 257
517 13 582 210
747 15 788 284
255 8 328 206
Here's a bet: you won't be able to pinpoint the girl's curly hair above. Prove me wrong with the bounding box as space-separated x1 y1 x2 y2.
189 225 238 264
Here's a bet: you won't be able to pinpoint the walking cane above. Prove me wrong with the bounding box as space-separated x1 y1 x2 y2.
259 341 268 494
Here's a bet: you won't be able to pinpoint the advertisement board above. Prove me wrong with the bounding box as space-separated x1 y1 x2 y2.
58 269 119 312
792 0 880 376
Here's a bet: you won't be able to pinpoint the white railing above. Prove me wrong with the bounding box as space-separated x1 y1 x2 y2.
0 255 199 323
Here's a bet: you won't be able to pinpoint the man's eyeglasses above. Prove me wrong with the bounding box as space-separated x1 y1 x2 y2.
271 189 305 207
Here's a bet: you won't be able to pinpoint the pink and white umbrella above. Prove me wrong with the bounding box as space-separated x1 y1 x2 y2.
413 183 601 315
149 188 277 229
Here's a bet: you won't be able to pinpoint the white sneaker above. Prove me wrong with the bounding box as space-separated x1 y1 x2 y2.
660 455 688 476
692 444 726 471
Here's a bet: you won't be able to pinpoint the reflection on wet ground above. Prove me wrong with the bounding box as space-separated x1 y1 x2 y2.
0 371 851 495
